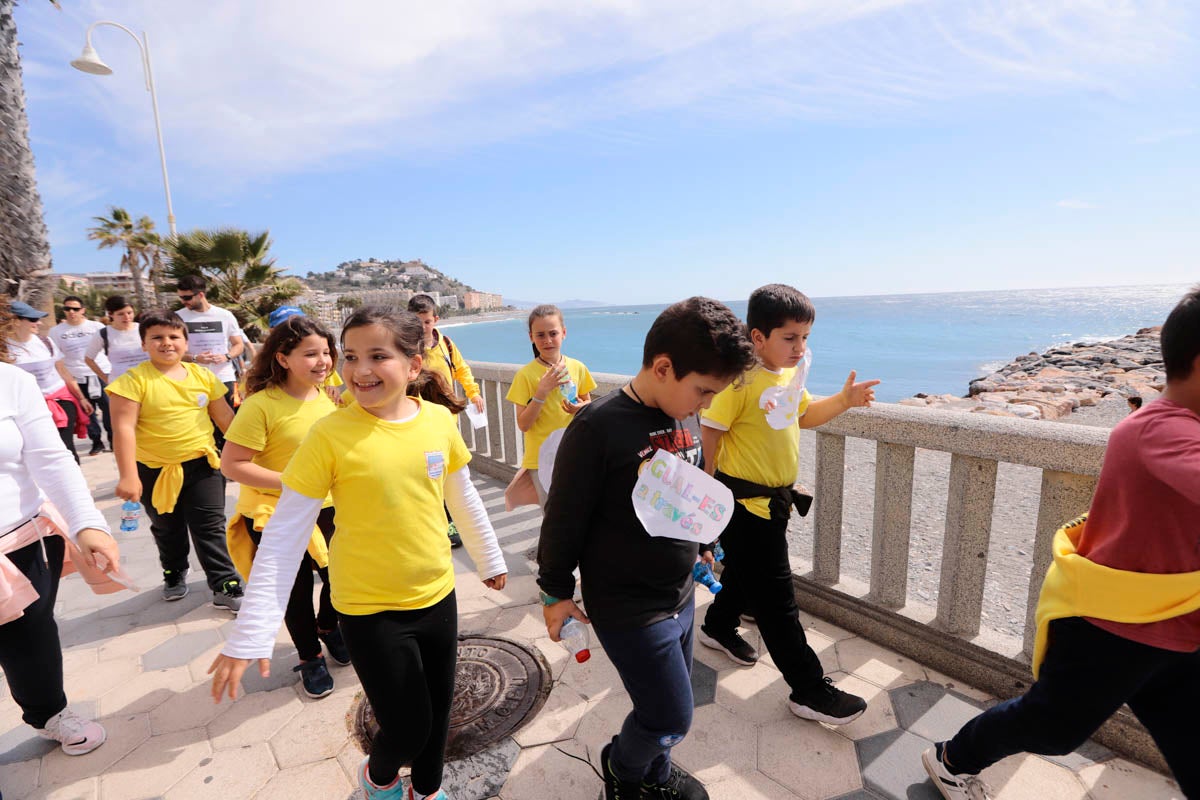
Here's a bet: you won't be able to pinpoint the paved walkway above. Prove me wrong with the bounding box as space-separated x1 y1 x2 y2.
0 453 1184 799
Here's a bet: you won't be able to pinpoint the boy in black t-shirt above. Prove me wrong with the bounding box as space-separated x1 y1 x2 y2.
538 297 757 800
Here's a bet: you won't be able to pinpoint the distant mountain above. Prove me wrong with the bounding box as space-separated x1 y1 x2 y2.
506 298 608 310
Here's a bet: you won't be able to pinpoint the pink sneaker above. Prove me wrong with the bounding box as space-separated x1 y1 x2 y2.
36 707 107 756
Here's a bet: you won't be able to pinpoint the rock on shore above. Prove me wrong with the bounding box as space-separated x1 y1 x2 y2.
899 327 1164 420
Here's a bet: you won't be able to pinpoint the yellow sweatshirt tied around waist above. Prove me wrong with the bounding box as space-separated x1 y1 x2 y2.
225 485 329 581
143 446 220 515
1031 514 1200 678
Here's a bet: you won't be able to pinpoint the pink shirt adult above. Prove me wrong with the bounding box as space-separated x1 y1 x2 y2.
1078 398 1200 652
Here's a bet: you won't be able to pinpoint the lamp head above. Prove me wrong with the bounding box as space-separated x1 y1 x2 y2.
70 44 112 75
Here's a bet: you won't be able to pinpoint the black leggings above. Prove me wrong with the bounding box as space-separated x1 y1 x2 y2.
53 398 79 464
0 535 67 728
339 590 458 795
245 506 337 662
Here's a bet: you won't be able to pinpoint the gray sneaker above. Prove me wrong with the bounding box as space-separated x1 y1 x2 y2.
212 580 244 614
162 569 189 601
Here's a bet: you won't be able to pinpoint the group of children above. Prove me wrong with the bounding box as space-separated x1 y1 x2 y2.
6 279 1198 800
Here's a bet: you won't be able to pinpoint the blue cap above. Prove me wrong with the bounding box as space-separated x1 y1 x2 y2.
268 305 305 327
9 300 48 320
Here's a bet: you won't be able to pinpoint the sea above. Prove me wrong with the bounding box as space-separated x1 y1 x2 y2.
441 283 1192 402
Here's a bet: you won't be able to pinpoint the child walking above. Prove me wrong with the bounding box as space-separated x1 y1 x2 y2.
538 297 757 800
107 312 244 611
219 316 348 699
921 288 1200 800
211 307 508 800
698 284 878 725
506 304 596 507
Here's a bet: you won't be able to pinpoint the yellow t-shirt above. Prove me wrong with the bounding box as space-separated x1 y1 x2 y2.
107 361 225 464
225 386 337 509
506 356 597 469
701 366 811 519
423 332 480 400
281 399 471 615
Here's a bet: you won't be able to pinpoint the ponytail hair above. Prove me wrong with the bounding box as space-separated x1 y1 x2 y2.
527 303 563 359
244 316 337 397
341 305 467 414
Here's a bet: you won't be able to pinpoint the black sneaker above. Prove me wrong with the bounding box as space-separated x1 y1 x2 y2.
212 580 244 614
600 737 641 800
641 763 709 800
293 655 334 699
697 625 758 666
447 522 463 548
319 625 352 666
162 569 189 601
788 676 867 724
88 442 105 457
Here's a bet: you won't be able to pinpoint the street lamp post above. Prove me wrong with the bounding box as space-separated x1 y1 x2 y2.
71 21 177 237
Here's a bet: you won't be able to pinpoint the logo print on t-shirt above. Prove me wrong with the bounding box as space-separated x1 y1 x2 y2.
197 394 209 408
425 451 445 479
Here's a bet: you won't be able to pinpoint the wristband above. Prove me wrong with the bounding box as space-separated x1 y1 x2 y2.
530 396 546 404
538 591 560 606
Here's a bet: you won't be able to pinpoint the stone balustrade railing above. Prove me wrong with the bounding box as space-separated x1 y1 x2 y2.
458 361 1160 769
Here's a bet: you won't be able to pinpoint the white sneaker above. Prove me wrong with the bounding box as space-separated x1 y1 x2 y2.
922 745 990 800
36 707 107 756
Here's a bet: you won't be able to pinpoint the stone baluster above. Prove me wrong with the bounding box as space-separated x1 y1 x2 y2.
812 431 846 585
934 453 998 636
499 382 520 467
869 442 916 609
485 380 504 461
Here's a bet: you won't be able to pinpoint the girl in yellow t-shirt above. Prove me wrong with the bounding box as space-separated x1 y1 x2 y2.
220 315 345 700
211 306 508 800
504 304 597 507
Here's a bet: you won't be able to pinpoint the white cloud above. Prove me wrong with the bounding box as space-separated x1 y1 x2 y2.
15 0 1198 183
1056 199 1098 209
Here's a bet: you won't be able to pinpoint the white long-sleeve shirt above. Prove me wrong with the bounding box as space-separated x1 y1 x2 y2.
223 466 506 659
0 363 109 541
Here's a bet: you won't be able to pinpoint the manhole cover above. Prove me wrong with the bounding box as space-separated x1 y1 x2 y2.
348 635 551 761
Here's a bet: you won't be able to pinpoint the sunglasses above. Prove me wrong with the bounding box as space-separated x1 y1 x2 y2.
177 294 196 302
63 306 84 312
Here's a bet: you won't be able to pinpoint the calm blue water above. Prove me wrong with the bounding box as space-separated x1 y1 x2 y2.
442 284 1190 402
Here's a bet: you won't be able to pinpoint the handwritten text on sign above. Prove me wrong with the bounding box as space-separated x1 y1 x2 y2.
632 449 734 544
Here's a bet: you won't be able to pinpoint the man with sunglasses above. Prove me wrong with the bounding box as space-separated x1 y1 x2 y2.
175 275 244 451
49 296 110 456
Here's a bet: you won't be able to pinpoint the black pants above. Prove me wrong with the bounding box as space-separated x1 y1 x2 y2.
53 398 79 464
245 508 338 662
946 617 1200 795
137 457 239 591
0 535 67 728
704 502 825 695
339 590 458 795
85 378 111 448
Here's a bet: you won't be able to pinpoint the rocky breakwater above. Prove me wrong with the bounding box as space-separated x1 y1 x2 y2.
900 327 1164 420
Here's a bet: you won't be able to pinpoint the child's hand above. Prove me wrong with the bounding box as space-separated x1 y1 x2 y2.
484 573 507 590
115 476 142 502
535 365 567 398
207 653 270 703
697 550 716 568
763 397 779 413
543 599 590 641
471 395 485 413
839 370 880 409
80 398 94 416
560 397 589 416
76 528 120 572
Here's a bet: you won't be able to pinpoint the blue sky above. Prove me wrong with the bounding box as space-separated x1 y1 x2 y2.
14 1 1200 305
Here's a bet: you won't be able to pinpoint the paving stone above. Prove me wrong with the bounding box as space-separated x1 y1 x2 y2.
512 682 588 747
713 660 793 725
498 740 601 800
185 641 226 684
671 703 758 783
442 736 522 800
486 603 550 645
58 615 139 652
922 666 997 705
238 643 304 694
758 718 862 799
97 727 211 800
19 777 99 800
855 729 941 800
530 635 572 682
1078 757 1186 799
823 672 896 742
148 682 230 736
481 574 541 609
59 647 99 674
836 638 924 690
131 586 210 628
254 757 352 800
1041 738 1114 772
704 770 801 799
39 713 151 788
555 644 625 702
980 754 1089 800
95 623 176 662
691 658 718 707
207 686 302 750
1 757 41 799
828 792 887 800
171 601 233 635
164 741 276 799
805 618 856 642
96 587 162 619
0 722 59 765
889 680 985 742
269 685 360 768
141 629 223 672
335 740 367 784
459 605 503 636
571 691 634 758
61 659 140 705
97 667 192 716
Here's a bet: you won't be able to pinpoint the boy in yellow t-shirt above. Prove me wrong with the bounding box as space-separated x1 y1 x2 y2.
407 294 484 413
107 312 243 611
699 283 879 725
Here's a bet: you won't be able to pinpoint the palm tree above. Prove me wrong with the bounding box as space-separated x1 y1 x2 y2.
164 228 303 328
87 207 160 309
0 0 56 306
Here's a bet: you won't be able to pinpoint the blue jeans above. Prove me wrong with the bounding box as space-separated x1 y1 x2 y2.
946 617 1200 795
593 600 695 785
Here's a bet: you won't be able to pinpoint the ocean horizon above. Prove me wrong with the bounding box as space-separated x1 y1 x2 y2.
441 283 1190 402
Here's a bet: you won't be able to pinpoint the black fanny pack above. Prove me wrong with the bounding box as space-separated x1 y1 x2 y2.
714 471 812 522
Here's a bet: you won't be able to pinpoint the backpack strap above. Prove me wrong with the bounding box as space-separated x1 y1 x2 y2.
37 334 55 355
440 334 456 373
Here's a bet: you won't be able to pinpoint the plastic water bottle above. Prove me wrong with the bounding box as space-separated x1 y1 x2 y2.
712 542 725 562
561 376 578 404
559 617 591 663
693 561 723 594
119 501 141 532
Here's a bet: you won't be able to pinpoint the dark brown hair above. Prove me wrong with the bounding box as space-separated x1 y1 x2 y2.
138 311 188 341
341 306 466 413
642 296 757 381
746 283 816 337
1162 286 1200 382
527 304 563 359
407 294 438 315
244 316 338 396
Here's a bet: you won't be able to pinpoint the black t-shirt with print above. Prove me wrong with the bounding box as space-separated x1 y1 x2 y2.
537 389 704 630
